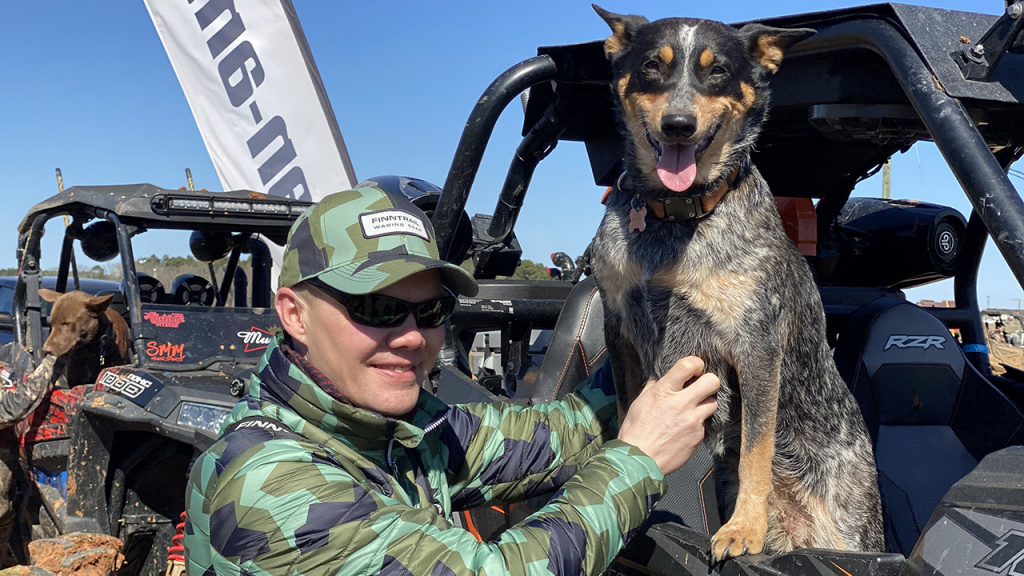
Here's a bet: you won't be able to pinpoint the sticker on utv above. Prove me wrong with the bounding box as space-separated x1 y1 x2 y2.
236 326 274 353
146 341 186 362
976 529 1024 574
99 368 164 406
144 311 186 328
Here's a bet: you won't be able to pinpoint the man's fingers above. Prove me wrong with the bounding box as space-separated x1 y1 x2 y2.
686 372 720 400
695 394 718 419
657 356 705 391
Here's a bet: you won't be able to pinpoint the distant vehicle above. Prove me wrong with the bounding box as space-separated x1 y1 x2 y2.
4 180 466 576
5 184 306 575
0 276 120 345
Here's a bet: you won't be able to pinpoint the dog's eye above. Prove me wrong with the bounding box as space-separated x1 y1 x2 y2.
642 60 661 74
710 65 728 76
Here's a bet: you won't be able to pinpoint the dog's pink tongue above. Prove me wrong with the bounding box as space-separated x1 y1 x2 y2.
657 143 697 192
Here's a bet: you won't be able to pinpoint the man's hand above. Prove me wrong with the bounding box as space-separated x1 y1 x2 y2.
617 357 719 475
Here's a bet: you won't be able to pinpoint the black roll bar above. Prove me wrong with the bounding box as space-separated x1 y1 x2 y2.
95 209 147 362
435 55 559 261
17 215 47 358
791 18 1024 291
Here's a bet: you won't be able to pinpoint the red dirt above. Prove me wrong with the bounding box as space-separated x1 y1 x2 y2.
2 532 125 576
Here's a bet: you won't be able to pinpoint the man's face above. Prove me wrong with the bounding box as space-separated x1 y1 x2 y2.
298 269 446 417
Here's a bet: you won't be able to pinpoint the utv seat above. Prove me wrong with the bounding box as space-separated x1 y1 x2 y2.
530 275 721 535
833 296 1024 555
530 275 607 402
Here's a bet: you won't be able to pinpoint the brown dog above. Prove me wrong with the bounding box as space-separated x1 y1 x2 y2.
39 289 130 387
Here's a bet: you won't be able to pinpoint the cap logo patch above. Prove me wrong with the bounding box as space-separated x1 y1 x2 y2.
359 209 429 241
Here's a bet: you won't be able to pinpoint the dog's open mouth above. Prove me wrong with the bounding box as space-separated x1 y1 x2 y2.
646 124 719 193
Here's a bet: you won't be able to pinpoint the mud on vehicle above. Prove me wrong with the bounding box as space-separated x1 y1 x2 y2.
6 185 312 575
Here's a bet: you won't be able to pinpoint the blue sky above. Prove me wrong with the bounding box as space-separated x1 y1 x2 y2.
2 1 1020 308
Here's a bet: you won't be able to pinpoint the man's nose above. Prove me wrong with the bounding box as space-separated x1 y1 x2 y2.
388 315 427 348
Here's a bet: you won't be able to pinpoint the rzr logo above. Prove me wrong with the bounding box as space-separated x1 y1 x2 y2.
884 335 946 351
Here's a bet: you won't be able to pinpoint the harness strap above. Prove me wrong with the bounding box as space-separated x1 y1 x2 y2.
97 320 117 367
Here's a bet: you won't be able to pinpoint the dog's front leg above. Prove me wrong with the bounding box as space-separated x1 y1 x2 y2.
603 310 646 426
711 346 781 562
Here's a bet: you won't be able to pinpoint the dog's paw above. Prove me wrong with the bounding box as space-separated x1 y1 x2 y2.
710 517 767 562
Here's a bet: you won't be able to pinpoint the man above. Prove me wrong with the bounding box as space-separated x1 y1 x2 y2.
0 350 57 566
995 321 1009 343
184 185 718 575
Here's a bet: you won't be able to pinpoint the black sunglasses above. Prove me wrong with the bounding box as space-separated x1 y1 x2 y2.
306 278 457 329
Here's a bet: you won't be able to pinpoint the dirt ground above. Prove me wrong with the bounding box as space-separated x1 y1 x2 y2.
0 532 122 576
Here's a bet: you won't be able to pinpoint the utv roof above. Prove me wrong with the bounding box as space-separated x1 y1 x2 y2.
761 3 1024 104
19 183 312 240
434 0 1024 287
523 2 1024 193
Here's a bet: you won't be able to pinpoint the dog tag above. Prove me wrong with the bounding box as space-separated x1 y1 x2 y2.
629 205 647 233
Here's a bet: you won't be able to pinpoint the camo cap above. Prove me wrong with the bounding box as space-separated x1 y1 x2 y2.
279 186 478 297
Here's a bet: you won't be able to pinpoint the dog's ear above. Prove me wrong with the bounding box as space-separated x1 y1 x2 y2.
739 24 815 75
593 5 649 62
39 289 61 304
86 293 114 314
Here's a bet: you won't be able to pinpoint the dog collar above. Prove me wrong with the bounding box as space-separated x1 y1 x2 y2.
623 167 739 233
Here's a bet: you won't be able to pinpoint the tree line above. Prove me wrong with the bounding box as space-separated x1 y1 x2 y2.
0 254 556 286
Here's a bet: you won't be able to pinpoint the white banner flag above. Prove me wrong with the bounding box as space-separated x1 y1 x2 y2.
144 0 356 199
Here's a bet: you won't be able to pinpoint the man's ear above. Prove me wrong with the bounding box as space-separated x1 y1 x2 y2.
593 4 649 62
739 24 815 75
275 287 308 347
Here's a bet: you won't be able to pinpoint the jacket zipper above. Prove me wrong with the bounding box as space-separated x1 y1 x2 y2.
386 408 452 516
386 408 451 472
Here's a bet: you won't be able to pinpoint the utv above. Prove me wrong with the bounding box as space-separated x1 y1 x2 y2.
4 185 311 574
428 2 1024 576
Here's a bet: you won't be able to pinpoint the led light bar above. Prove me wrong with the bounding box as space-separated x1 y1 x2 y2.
212 200 252 212
169 198 212 211
153 194 312 218
251 202 289 215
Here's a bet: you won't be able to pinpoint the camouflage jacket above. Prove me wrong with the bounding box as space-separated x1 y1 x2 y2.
184 337 666 576
0 345 57 428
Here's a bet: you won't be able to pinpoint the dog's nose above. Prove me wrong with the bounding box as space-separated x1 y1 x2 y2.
662 114 698 139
